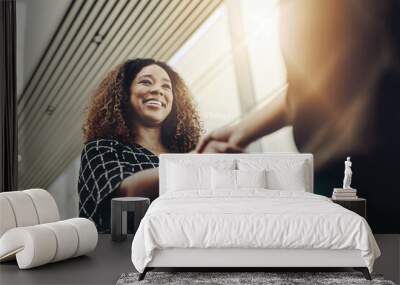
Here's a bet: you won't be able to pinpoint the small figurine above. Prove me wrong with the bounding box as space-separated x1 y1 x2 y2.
343 157 353 189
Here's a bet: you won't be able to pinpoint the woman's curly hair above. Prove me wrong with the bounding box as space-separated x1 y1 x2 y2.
83 58 202 152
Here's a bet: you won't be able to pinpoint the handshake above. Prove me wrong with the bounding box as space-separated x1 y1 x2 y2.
194 124 246 154
194 92 287 154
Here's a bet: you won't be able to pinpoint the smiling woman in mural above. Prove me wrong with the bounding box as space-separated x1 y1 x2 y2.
78 58 201 233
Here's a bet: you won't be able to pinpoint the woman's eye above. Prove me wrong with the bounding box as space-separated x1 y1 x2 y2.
163 84 172 90
140 80 152 85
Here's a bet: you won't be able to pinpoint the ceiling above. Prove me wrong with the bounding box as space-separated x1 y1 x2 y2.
17 0 223 188
16 0 72 95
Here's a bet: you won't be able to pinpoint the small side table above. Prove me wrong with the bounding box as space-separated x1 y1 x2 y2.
111 197 150 242
331 198 367 219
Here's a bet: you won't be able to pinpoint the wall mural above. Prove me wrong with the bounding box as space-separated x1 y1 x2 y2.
17 0 400 234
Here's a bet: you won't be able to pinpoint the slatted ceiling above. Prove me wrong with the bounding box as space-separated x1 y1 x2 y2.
19 0 118 149
19 0 94 125
36 0 118 115
18 0 223 188
157 0 222 60
151 0 213 59
21 2 119 147
143 0 205 57
17 1 83 108
129 1 187 58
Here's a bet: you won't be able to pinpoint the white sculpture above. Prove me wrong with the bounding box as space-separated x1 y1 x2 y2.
343 157 353 189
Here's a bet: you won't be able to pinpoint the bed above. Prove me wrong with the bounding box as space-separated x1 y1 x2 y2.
131 153 380 280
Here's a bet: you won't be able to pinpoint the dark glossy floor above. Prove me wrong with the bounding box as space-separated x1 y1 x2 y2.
1 234 398 284
0 234 134 285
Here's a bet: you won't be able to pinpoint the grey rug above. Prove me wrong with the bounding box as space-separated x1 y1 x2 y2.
116 272 396 285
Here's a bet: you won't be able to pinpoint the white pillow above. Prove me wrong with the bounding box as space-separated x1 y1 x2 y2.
237 159 307 191
236 169 267 188
211 168 236 190
166 160 235 192
211 169 268 190
266 167 306 191
167 163 210 191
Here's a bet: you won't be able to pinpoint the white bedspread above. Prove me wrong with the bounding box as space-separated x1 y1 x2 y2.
131 190 380 273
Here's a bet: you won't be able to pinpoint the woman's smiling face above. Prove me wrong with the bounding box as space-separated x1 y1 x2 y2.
130 64 173 127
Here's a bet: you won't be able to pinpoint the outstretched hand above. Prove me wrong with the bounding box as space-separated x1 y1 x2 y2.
199 140 244 153
194 126 244 153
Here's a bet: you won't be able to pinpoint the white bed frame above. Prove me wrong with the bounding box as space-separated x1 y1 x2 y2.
140 154 370 280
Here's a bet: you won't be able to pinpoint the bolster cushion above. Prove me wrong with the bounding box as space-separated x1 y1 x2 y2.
0 218 98 269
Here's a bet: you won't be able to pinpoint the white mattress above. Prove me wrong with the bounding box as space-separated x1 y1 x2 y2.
131 190 380 273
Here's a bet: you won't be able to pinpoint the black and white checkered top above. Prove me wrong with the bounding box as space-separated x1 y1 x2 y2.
78 138 158 233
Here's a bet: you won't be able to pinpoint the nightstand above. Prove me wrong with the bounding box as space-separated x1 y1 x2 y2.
331 198 366 219
111 197 150 242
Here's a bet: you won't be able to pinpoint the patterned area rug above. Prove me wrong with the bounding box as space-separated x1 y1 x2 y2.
116 272 396 285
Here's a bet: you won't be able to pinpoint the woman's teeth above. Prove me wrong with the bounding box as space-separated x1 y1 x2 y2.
144 100 163 107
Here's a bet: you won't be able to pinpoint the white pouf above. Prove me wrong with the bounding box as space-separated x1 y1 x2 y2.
1 191 39 227
24 188 60 223
0 196 17 237
0 218 97 269
64 218 98 257
42 221 79 262
0 189 98 269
